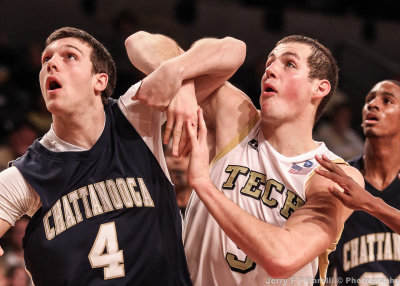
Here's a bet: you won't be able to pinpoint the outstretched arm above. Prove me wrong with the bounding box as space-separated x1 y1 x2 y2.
186 109 364 278
315 155 400 234
125 31 246 106
125 31 251 157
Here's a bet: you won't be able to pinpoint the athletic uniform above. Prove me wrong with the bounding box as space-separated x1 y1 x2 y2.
184 114 345 286
0 83 191 286
329 156 400 286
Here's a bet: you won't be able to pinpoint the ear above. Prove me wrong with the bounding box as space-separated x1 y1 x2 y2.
93 73 108 93
312 79 331 99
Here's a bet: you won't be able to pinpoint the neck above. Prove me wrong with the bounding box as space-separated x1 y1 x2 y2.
175 187 192 209
52 104 105 149
261 118 318 157
363 136 400 190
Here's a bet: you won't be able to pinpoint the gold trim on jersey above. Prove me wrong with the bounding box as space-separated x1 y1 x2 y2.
210 112 260 168
306 158 348 185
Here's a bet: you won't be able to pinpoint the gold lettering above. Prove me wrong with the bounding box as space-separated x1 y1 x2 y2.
359 235 368 264
384 232 393 260
52 200 66 235
126 178 143 207
78 186 93 218
62 195 77 228
393 233 400 261
106 180 124 209
279 190 305 219
43 209 55 240
116 178 134 208
376 232 385 261
343 242 350 271
94 182 114 212
350 238 359 268
366 234 376 262
262 179 284 208
68 190 83 223
240 171 265 199
88 184 104 216
137 178 154 207
222 166 249 189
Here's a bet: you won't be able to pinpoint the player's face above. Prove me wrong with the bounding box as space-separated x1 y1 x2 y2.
39 37 99 116
259 43 317 122
362 80 400 138
165 150 190 190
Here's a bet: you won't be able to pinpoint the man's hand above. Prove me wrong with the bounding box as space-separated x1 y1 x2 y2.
132 61 183 111
186 108 211 189
315 155 370 211
164 80 198 157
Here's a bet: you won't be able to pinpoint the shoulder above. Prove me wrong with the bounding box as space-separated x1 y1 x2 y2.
202 82 258 154
308 164 364 196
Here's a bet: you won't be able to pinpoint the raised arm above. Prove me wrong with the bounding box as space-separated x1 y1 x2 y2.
315 155 400 234
125 31 256 158
186 110 364 278
125 31 247 107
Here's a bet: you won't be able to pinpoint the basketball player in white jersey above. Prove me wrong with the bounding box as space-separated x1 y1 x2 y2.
125 32 364 285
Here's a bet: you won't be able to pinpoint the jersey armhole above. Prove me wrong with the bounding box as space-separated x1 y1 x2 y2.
210 111 260 168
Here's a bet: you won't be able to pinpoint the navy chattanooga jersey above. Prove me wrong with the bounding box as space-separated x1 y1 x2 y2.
12 99 191 286
329 156 400 285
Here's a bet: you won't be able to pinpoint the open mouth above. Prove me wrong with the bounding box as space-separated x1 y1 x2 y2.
366 114 378 121
49 80 61 90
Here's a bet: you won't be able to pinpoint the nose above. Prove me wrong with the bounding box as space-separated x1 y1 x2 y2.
46 56 58 73
367 97 379 111
265 62 276 79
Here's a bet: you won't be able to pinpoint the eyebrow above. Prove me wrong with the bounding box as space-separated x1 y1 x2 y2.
368 91 397 99
42 44 84 57
267 51 300 61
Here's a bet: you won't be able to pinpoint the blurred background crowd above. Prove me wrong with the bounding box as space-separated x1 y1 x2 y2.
0 0 399 285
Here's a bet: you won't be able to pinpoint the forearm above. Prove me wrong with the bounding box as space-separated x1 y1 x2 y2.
366 196 400 234
165 36 246 83
126 31 246 103
125 31 183 75
192 180 318 278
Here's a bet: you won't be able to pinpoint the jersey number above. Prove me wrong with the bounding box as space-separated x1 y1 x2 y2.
226 252 256 274
88 222 125 280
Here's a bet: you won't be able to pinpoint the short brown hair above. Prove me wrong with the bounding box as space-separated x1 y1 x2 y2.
45 27 117 105
276 35 339 122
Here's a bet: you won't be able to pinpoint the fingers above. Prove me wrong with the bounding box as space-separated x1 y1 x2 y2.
181 141 192 157
172 120 184 157
163 112 175 145
178 128 190 156
314 168 342 183
0 246 3 256
315 155 346 175
197 108 207 142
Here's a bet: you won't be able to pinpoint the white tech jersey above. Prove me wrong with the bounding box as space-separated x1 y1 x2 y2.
184 115 345 286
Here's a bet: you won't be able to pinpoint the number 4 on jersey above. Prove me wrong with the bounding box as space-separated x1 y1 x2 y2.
89 222 125 279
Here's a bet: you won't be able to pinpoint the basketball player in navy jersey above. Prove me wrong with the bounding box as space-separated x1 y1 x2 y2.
0 27 192 286
126 32 364 285
314 80 400 285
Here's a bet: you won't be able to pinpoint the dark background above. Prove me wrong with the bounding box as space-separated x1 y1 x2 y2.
0 0 399 138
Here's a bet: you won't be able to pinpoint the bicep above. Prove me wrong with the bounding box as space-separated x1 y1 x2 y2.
0 219 11 238
200 82 258 154
0 167 39 225
283 172 358 260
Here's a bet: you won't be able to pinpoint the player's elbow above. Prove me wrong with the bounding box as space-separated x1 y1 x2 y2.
260 255 300 279
221 37 247 69
125 31 149 51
